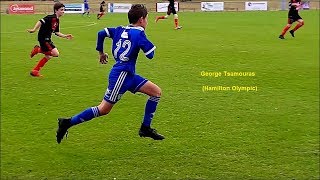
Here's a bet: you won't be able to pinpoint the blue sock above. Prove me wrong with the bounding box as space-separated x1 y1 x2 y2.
142 96 160 127
70 107 101 126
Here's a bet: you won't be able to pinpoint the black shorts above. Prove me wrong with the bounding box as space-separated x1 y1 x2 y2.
39 40 55 53
167 5 176 15
288 12 302 24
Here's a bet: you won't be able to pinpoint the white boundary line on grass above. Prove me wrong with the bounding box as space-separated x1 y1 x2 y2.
0 21 97 34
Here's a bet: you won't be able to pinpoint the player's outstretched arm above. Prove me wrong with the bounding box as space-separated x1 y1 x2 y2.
55 32 73 39
27 21 41 33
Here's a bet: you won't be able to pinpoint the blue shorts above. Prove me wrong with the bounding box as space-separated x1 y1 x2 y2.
104 70 148 104
84 4 90 10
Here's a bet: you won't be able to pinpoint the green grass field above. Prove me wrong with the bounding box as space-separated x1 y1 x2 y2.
1 10 319 179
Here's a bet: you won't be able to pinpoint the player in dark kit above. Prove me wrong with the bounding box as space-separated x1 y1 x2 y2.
97 1 107 20
279 0 304 39
155 0 182 30
27 2 73 77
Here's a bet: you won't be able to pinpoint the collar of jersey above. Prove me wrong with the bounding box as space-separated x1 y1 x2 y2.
125 25 144 31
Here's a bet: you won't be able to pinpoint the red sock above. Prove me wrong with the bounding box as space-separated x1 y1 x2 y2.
292 23 303 31
281 25 290 36
174 18 179 27
97 13 104 19
157 16 165 19
36 46 42 53
33 57 49 71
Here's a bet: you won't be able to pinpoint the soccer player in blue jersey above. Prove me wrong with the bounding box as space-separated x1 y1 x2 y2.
82 0 90 17
56 4 165 143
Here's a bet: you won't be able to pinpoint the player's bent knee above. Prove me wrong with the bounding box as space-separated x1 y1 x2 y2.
139 81 162 97
51 49 59 57
158 88 162 97
153 87 162 97
52 52 59 57
149 83 162 97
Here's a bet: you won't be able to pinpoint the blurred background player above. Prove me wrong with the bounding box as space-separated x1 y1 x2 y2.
27 2 73 77
97 1 107 20
82 0 90 17
56 4 165 144
155 0 182 30
279 0 304 39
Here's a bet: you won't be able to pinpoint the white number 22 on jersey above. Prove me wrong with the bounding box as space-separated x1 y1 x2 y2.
114 39 131 61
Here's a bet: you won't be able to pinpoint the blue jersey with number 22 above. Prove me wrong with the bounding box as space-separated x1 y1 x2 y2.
96 25 156 74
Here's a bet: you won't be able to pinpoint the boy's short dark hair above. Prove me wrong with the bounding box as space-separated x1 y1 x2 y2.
54 2 65 13
128 4 148 24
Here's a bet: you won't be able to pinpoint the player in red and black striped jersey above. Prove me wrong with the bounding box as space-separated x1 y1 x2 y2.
155 0 182 30
27 2 73 77
97 1 107 20
279 0 304 39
